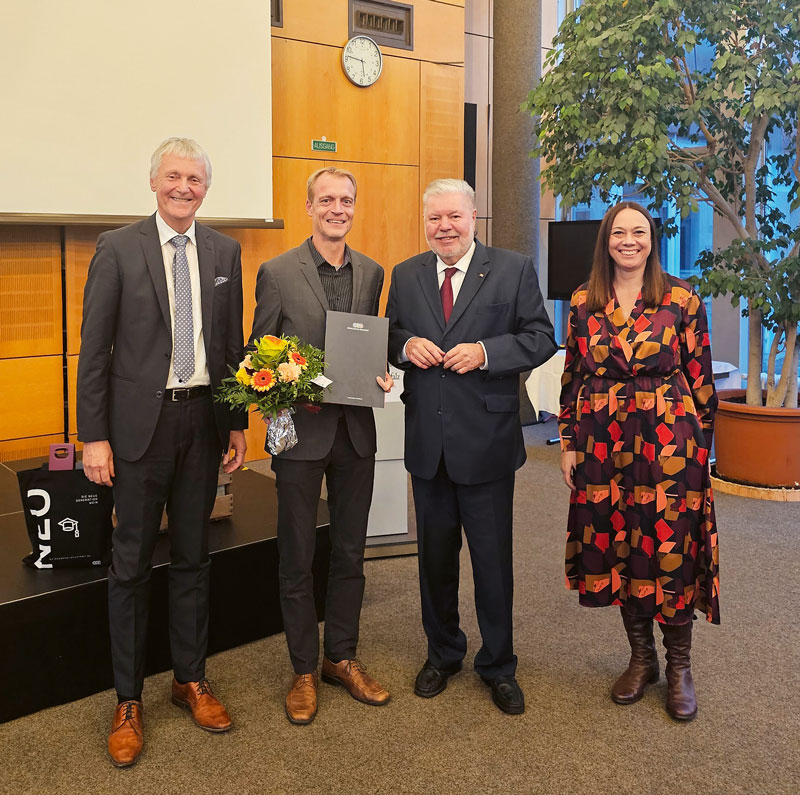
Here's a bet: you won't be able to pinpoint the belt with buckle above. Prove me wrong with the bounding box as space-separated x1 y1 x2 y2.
163 386 212 401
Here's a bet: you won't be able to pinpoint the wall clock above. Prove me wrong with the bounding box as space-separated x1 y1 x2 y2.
342 35 383 87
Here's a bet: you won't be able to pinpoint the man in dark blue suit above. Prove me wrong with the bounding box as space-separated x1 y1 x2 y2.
386 179 556 714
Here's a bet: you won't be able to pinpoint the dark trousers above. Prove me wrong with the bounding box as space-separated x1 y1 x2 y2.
411 457 517 680
272 418 375 674
108 396 220 698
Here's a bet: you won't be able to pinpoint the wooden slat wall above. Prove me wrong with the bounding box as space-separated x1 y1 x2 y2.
0 226 62 358
0 0 465 462
64 227 106 356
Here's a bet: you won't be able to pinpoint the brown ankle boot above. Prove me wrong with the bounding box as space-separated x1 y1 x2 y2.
611 609 659 705
660 622 698 721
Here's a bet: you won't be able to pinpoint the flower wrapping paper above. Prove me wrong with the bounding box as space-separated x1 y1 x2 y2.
266 408 298 455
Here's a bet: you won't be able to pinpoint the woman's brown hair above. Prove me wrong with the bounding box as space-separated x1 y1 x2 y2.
585 201 667 313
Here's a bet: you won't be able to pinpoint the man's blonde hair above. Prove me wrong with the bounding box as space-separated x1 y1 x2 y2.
150 137 212 186
306 166 358 202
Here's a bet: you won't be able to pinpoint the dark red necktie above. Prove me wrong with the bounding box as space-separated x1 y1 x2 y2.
440 267 458 322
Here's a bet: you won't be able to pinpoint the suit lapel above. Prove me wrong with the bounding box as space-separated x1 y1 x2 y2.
140 214 171 330
196 223 215 355
350 249 364 312
297 243 329 312
446 241 491 330
416 252 445 331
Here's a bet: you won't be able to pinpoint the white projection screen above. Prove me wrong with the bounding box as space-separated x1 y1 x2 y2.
0 0 273 222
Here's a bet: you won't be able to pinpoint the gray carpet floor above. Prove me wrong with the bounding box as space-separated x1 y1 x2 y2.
1 420 798 794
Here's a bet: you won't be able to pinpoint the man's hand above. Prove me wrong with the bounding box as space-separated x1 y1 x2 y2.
443 343 485 374
561 450 577 490
223 430 247 473
83 440 115 487
405 337 444 369
376 370 394 392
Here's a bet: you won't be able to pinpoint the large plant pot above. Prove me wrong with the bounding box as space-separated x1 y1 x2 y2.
715 389 800 487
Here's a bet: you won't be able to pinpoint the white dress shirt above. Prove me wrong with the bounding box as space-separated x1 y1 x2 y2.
155 212 210 388
402 240 488 367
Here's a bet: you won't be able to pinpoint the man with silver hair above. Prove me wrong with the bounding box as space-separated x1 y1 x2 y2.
387 178 556 714
78 137 247 766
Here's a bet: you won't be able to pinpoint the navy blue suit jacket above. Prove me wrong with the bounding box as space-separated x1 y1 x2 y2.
387 241 556 485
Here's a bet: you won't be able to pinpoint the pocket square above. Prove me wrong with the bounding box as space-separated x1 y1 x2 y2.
214 276 228 287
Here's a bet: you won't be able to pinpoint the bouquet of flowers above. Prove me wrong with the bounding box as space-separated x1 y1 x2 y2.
216 334 326 454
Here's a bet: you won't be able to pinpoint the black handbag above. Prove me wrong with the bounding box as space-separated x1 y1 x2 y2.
17 465 114 569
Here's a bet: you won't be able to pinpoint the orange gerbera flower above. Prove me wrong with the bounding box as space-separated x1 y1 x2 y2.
290 352 307 367
252 369 276 391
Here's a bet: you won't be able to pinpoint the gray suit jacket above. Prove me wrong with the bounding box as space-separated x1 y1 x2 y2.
77 214 247 462
249 240 384 460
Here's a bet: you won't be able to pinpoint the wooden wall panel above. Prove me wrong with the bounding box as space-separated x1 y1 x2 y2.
242 416 268 463
419 62 465 249
64 227 105 355
0 434 65 464
276 0 464 65
67 354 78 439
272 38 419 166
335 161 421 309
0 226 62 358
0 356 63 441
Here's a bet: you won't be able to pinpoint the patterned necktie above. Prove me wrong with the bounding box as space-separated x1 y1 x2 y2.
440 266 458 323
170 235 194 383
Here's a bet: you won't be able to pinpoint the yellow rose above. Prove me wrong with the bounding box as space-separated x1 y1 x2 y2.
256 334 289 363
235 367 252 386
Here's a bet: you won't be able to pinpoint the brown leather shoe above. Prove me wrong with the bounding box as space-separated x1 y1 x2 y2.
108 700 143 768
171 678 232 732
285 672 318 725
321 657 390 706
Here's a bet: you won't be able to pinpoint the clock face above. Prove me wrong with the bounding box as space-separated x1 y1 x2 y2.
342 36 382 87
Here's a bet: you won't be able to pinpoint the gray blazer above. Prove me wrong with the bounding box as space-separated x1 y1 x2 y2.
77 214 247 462
249 240 384 460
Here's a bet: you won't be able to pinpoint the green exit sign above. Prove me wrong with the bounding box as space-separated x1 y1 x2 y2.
311 139 337 152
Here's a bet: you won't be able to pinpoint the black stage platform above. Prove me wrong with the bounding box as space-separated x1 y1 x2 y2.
0 461 330 723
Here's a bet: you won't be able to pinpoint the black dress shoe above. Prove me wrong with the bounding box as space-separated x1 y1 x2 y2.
414 660 463 698
482 675 525 714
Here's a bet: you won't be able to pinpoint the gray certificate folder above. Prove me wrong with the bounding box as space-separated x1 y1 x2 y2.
323 311 389 408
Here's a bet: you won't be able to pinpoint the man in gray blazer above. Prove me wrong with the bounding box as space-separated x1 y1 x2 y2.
387 179 556 715
78 138 247 767
250 167 391 724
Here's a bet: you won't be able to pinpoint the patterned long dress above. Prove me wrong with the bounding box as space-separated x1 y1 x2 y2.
558 275 720 624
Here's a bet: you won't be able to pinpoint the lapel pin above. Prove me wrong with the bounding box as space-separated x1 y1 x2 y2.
479 273 484 278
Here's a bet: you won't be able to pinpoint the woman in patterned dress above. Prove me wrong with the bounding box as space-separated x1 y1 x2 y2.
558 201 719 721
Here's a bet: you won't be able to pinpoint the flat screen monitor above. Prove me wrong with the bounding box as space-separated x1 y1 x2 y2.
547 220 600 301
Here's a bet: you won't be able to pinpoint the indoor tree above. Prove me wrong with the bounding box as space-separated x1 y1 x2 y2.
524 0 800 407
